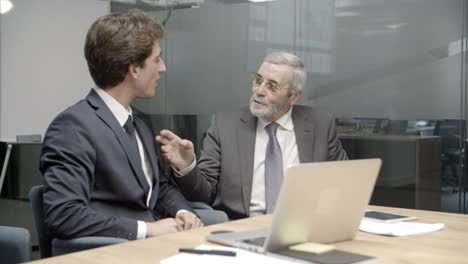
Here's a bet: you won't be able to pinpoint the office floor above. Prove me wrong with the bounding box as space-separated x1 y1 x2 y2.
30 246 40 260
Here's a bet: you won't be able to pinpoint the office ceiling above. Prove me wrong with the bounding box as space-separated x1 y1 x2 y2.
110 0 280 12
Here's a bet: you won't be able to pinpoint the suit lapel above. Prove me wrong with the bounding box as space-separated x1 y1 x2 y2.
238 110 257 215
134 117 160 209
86 90 150 194
293 106 315 162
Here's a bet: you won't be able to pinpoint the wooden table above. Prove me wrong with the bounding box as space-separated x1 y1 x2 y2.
27 206 468 264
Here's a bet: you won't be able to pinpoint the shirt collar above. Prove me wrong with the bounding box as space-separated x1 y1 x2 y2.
94 87 132 127
258 106 294 132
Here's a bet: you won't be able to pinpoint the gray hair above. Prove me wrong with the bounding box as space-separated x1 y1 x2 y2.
264 51 306 94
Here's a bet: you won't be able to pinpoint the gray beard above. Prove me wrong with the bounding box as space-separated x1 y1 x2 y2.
249 96 281 120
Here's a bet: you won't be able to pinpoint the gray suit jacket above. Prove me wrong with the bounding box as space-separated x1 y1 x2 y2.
175 105 348 219
40 89 193 240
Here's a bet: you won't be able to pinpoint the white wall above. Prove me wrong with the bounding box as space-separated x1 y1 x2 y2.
0 0 109 141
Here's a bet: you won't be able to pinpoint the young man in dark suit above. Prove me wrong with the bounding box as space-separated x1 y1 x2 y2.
40 10 202 240
157 52 348 220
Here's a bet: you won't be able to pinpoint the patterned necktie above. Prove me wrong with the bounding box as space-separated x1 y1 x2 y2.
264 122 283 213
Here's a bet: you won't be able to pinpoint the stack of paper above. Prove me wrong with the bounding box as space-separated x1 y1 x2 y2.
359 219 445 236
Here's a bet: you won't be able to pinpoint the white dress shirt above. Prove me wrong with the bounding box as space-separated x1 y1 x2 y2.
95 87 153 239
250 107 300 216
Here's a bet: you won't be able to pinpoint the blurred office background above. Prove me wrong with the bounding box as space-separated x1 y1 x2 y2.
1 0 467 255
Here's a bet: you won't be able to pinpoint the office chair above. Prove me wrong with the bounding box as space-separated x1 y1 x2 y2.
385 120 409 135
190 201 229 224
0 225 32 264
29 185 228 258
29 185 127 258
433 120 465 191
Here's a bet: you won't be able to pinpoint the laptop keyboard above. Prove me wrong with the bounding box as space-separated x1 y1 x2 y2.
241 236 266 247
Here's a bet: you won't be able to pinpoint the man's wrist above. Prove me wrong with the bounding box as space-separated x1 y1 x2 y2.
173 154 196 177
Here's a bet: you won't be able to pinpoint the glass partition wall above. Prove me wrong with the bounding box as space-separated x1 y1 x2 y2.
113 0 468 213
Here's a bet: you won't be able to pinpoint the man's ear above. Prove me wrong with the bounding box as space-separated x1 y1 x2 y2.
128 63 140 79
289 89 303 105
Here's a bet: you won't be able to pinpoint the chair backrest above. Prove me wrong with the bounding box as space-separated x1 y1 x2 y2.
29 185 53 258
434 119 465 150
0 226 32 264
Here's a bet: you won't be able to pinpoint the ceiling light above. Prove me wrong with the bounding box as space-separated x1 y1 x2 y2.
335 11 360 17
385 23 407 30
0 0 13 14
249 0 276 3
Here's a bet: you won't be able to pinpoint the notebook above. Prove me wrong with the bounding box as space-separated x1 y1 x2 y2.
207 159 382 257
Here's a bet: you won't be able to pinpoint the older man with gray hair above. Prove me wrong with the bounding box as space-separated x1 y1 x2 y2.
157 52 348 220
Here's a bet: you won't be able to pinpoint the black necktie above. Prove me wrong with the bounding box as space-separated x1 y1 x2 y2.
124 115 142 165
264 122 283 213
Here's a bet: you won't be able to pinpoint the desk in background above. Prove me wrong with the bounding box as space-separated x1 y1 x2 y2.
0 141 43 199
340 134 441 210
0 140 43 248
26 206 468 264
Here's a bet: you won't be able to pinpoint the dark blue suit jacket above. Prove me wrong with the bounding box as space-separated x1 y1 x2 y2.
40 89 193 240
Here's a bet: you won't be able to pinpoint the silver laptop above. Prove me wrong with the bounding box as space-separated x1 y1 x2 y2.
207 158 382 254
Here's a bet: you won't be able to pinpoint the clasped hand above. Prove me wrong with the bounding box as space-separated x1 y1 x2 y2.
146 211 203 237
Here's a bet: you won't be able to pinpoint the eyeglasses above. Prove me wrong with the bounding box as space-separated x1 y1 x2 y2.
252 74 286 95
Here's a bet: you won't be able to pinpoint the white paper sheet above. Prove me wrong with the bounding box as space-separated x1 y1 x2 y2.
160 244 300 264
359 219 445 236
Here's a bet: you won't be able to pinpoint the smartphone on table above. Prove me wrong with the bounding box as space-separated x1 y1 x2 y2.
364 210 418 223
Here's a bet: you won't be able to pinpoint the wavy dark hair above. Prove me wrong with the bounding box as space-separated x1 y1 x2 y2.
84 9 164 89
